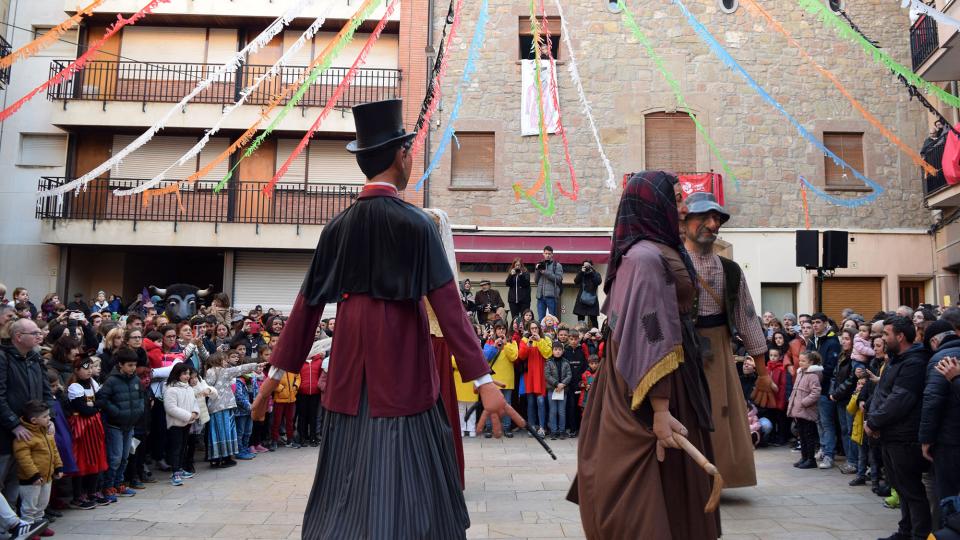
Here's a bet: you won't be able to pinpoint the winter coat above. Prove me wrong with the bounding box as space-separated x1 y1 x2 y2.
573 269 602 317
0 345 55 454
920 336 960 446
191 379 217 425
299 358 323 395
95 371 145 431
830 352 858 405
811 332 842 385
163 382 199 428
482 340 519 390
866 343 929 443
851 335 875 363
580 369 597 407
474 289 505 323
544 357 572 392
519 337 551 395
272 371 300 404
766 358 788 411
205 364 258 414
12 420 62 484
505 270 531 305
535 260 563 300
234 377 252 416
787 365 823 422
452 357 478 403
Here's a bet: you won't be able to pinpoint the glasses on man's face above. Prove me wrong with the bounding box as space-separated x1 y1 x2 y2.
18 331 42 337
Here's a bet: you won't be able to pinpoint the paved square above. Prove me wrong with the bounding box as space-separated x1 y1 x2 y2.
43 437 900 539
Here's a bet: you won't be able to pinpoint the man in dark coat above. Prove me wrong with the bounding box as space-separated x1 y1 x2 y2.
866 316 931 540
920 319 960 511
573 260 602 329
474 280 505 324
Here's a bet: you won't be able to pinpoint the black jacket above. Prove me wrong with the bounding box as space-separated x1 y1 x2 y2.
505 270 531 305
919 335 960 446
810 332 842 385
573 270 602 317
867 343 929 443
830 352 857 404
96 372 146 431
0 345 55 453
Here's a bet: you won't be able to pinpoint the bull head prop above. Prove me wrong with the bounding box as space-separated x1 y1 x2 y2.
148 283 213 323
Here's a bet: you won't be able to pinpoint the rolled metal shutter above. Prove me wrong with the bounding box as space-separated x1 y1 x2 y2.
821 277 883 324
233 251 313 313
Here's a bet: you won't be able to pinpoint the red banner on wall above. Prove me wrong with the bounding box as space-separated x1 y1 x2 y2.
622 172 725 206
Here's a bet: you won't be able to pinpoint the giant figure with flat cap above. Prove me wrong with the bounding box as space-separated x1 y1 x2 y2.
682 192 777 488
257 99 518 539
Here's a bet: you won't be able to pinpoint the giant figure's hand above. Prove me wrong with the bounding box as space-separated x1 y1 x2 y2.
750 355 778 409
476 381 524 438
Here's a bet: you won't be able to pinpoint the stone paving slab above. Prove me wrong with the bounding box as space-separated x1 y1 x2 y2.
42 436 901 539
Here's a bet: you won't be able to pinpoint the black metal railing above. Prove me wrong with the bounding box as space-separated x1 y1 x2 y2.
911 9 939 71
36 177 361 225
46 60 402 109
0 35 12 88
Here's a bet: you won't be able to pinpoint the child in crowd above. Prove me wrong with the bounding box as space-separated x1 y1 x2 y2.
846 367 870 485
452 355 479 438
764 348 789 445
563 330 587 437
234 367 256 460
67 357 109 508
205 350 260 466
851 324 875 367
271 368 300 449
297 346 324 447
787 351 823 469
544 340 572 441
243 367 269 453
163 363 199 486
580 355 599 410
186 370 218 473
95 349 145 499
519 321 551 437
13 400 63 535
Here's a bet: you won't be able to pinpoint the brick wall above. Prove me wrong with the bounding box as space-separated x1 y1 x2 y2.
399 0 429 208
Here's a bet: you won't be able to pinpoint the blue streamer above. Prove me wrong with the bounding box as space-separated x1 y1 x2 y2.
669 0 883 208
415 0 488 191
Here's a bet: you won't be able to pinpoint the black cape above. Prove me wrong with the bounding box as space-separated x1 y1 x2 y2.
300 193 454 306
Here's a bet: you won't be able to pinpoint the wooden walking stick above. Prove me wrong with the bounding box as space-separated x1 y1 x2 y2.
673 433 724 513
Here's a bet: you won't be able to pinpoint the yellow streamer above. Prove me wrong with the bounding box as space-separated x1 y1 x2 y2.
0 0 105 69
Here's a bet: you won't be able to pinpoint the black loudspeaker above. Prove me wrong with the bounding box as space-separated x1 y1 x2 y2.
823 230 849 269
796 230 819 269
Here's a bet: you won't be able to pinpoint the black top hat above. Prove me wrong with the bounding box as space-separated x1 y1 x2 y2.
346 99 416 154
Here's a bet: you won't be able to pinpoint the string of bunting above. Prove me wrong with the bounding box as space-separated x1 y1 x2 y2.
617 0 739 191
37 0 315 199
0 0 105 69
800 180 811 230
408 0 465 159
512 0 556 217
219 0 383 192
901 0 960 32
267 0 399 195
798 0 960 110
413 0 455 138
415 0 489 191
670 0 883 207
121 3 336 199
740 0 937 175
554 0 615 191
3 0 170 125
538 0 579 202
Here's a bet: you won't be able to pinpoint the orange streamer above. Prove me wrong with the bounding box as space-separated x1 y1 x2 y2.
0 0 106 69
800 180 811 230
740 0 937 176
142 0 377 206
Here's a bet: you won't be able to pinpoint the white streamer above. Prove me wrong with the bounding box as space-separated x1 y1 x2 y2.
553 0 616 190
115 3 334 196
901 0 960 32
37 0 317 199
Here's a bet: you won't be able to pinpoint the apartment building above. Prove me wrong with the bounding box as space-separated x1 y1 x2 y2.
423 0 938 323
0 0 429 313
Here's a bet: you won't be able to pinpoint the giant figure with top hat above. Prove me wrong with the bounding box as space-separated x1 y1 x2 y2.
255 99 517 539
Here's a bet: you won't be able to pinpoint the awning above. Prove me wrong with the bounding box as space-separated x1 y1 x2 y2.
453 235 612 264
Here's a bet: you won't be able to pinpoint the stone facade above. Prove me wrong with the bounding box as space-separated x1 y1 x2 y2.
424 0 931 230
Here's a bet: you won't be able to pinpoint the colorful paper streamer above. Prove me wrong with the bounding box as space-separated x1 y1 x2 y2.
0 0 105 69
670 0 883 207
741 0 936 176
538 0 578 202
5 0 170 125
617 0 739 191
117 3 335 197
800 180 811 230
799 0 960 111
220 0 383 192
408 0 465 159
266 0 398 194
415 0 489 191
902 0 960 32
553 0 615 191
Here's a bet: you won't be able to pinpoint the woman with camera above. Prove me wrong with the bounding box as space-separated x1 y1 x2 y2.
574 261 602 329
505 258 531 322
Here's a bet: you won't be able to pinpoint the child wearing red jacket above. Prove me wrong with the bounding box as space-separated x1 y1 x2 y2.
579 355 600 409
297 350 324 447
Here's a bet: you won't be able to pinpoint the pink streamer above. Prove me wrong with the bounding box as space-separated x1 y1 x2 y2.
266 0 398 195
538 0 578 201
0 0 169 122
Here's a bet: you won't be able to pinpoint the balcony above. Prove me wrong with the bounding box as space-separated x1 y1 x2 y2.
0 35 11 89
911 12 939 71
911 0 960 81
36 176 361 226
66 0 400 24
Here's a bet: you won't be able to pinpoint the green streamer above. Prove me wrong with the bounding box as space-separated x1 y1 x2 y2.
798 0 960 110
617 0 739 190
216 0 383 191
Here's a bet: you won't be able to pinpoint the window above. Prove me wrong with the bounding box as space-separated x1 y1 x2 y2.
899 280 925 309
718 0 739 13
823 132 866 189
32 27 78 58
451 132 495 188
518 17 560 60
644 112 697 172
18 134 67 167
760 284 797 319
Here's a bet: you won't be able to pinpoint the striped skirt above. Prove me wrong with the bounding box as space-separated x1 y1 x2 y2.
68 413 107 477
206 409 239 460
301 387 470 539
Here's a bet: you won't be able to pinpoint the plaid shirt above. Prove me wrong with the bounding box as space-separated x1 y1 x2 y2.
690 252 767 357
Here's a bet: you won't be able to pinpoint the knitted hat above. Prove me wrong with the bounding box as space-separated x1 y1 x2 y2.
924 319 955 351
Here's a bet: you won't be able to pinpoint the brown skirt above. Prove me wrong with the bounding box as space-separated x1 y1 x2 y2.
697 325 757 488
568 343 720 540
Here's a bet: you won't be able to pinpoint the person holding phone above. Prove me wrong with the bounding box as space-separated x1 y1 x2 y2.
573 260 602 329
474 280 504 325
505 259 531 322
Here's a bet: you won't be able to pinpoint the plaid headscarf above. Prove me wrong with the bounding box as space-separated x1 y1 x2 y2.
605 171 693 293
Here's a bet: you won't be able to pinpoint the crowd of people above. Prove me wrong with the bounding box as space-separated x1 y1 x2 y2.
0 283 335 539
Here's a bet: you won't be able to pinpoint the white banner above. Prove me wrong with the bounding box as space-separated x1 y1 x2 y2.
521 59 560 136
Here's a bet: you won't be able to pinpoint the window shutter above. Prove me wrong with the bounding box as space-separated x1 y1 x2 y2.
824 132 864 187
644 112 697 172
110 135 198 183
233 252 314 313
19 134 67 167
205 29 239 65
307 139 362 184
820 277 882 325
32 28 78 58
276 139 308 185
197 137 231 188
120 27 206 64
451 132 495 187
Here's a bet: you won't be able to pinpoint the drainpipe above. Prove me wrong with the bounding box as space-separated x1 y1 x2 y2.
423 0 435 208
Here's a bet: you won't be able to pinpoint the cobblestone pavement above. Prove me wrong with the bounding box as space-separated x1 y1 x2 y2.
42 436 901 539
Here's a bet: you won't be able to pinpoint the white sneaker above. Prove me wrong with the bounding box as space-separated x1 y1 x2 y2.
468 431 477 438
815 449 823 461
818 456 834 469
